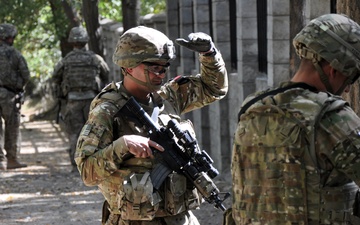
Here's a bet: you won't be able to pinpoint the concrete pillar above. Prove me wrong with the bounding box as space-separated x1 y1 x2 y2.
210 0 231 172
178 0 196 76
267 0 290 87
236 1 258 98
166 0 181 79
100 19 123 82
305 0 332 22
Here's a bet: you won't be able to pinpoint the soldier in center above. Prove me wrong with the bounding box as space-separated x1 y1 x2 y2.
75 26 228 225
52 26 110 170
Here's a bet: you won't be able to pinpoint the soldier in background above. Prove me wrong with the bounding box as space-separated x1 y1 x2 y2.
231 14 360 224
52 26 109 171
0 23 30 170
75 26 228 225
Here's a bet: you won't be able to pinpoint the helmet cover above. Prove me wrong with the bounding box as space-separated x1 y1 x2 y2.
293 14 360 81
113 26 175 68
68 26 89 43
0 23 18 39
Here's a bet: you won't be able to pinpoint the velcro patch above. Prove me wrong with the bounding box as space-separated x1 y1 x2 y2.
82 124 92 136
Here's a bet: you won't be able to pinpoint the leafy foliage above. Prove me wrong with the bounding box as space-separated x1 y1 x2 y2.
98 0 166 22
0 0 165 82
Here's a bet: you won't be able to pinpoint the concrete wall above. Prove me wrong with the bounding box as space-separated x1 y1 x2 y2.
98 0 333 173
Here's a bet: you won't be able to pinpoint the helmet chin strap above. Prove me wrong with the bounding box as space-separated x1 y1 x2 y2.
313 60 354 95
122 68 161 92
335 74 357 95
312 61 334 94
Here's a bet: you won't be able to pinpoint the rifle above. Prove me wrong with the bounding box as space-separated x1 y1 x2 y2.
119 96 230 211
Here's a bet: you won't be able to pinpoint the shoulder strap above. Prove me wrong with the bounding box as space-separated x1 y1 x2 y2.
238 83 317 121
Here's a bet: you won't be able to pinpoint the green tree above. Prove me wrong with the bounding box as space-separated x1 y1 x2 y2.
0 0 165 84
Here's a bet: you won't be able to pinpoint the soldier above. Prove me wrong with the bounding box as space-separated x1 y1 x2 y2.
231 14 360 224
0 23 30 170
52 26 109 171
75 26 228 225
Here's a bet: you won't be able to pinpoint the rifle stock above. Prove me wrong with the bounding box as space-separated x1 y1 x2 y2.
120 96 230 211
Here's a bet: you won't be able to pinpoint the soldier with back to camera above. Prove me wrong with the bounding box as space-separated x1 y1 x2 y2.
75 26 228 225
0 23 30 170
230 14 360 225
52 26 109 171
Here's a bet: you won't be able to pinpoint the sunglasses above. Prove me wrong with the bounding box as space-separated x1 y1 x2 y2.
142 62 170 75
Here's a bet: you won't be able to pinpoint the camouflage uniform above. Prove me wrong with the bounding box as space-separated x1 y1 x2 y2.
0 23 30 169
232 14 360 225
53 27 110 167
75 26 228 225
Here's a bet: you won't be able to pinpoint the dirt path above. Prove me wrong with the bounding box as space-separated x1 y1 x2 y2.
0 119 232 225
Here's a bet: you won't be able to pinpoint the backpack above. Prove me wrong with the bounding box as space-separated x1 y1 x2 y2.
233 82 354 223
0 45 15 88
61 50 100 95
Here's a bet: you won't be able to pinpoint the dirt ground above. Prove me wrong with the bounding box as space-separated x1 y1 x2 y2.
0 103 232 225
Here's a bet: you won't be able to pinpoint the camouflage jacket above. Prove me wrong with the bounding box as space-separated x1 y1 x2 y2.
75 52 227 216
232 81 360 224
52 47 110 99
0 41 30 92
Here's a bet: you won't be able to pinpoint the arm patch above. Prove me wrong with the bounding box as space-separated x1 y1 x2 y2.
82 124 92 136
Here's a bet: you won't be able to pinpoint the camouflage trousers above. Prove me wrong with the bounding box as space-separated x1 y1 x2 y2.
104 211 200 225
0 88 20 161
63 99 92 166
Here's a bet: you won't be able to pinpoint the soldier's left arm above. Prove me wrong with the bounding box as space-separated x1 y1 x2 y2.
159 51 228 114
52 60 64 85
95 54 110 86
317 106 360 185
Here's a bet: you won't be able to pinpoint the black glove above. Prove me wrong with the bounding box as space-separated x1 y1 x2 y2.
175 32 214 53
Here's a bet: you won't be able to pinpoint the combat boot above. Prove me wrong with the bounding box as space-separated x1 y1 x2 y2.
0 160 6 170
7 159 27 169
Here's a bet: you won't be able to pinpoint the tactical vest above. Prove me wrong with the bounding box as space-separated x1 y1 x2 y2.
0 45 20 91
93 82 202 220
233 83 359 224
61 50 99 96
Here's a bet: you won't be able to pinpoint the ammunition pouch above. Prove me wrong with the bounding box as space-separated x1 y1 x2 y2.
67 90 97 100
164 173 201 215
320 182 359 223
121 171 161 221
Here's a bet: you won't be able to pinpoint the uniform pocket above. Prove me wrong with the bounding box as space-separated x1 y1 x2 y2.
121 171 161 221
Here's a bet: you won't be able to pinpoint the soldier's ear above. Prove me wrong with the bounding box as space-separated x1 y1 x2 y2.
322 63 335 79
329 67 337 78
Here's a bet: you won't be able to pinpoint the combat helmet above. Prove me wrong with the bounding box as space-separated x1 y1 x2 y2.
112 26 175 68
0 23 18 40
68 26 89 43
293 14 360 94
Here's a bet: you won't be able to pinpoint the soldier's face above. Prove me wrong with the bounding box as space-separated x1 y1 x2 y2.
5 37 14 46
141 62 168 86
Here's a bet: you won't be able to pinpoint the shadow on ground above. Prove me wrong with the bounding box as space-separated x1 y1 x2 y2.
0 120 103 225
